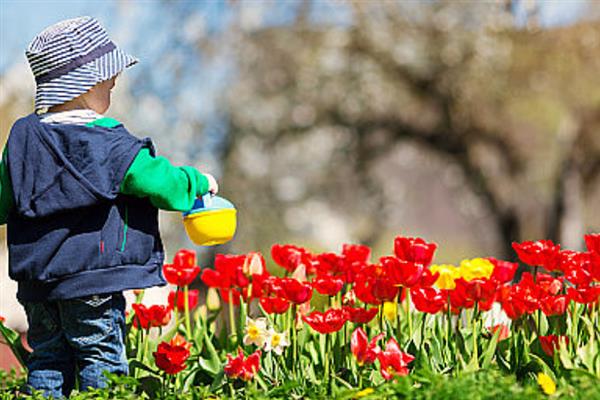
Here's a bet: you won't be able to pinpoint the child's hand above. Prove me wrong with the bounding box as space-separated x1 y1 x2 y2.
204 173 219 195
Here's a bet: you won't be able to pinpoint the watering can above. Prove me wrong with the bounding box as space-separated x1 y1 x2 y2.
182 193 237 246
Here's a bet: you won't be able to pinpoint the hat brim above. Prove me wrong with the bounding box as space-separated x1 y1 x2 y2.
35 46 138 112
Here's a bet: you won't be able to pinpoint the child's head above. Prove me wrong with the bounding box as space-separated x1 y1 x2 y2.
48 75 117 114
26 16 137 114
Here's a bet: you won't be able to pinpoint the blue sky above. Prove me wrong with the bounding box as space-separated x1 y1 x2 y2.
0 0 592 73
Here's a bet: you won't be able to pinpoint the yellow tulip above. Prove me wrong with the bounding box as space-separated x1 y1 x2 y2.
383 301 397 321
458 258 494 282
356 388 374 398
537 372 556 395
430 264 459 290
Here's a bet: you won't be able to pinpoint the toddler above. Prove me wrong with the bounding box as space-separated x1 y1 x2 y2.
0 16 217 398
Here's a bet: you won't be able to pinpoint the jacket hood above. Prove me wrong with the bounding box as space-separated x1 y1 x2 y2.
6 113 147 218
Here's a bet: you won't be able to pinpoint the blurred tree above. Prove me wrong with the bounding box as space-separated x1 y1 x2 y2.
212 1 600 259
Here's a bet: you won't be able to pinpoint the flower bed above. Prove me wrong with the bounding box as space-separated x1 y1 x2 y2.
1 235 599 399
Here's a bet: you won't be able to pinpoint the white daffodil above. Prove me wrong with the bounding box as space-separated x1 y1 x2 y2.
243 317 268 347
264 328 290 355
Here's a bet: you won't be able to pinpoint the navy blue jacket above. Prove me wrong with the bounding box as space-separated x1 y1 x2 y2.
6 113 167 301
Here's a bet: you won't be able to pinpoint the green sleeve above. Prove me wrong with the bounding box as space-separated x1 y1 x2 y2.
0 148 14 224
120 148 210 211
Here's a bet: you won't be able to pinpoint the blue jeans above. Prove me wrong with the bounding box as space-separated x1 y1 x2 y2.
19 292 128 399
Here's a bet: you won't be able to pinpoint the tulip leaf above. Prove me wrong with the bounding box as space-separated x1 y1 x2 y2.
209 370 225 391
0 322 29 369
307 340 320 366
481 329 500 369
559 340 574 370
199 355 220 376
129 359 159 376
202 329 221 374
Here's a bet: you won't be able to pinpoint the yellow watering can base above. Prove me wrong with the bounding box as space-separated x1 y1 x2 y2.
183 208 237 246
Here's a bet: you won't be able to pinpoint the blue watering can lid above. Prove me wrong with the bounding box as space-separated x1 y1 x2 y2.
183 194 236 217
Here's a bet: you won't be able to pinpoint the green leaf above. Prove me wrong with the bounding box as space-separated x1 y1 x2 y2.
139 375 161 397
558 339 574 370
481 329 500 369
0 322 29 368
129 359 159 376
209 370 225 391
307 340 321 366
198 355 220 376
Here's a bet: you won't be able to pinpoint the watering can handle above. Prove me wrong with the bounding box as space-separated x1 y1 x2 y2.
201 192 214 208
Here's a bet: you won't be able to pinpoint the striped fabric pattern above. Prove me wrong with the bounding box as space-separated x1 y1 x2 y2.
39 109 103 125
26 16 137 113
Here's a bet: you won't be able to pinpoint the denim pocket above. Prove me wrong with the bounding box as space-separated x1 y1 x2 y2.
62 293 116 347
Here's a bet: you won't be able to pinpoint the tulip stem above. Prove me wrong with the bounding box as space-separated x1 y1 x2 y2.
472 304 479 368
143 328 150 362
324 333 330 387
406 289 413 340
174 288 180 331
184 285 192 339
292 304 298 376
228 290 237 344
134 326 142 378
379 304 384 336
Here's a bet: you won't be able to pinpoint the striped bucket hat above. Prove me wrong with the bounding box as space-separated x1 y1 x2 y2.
26 16 138 113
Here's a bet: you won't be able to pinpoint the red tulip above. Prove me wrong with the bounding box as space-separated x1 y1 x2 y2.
259 296 291 314
394 236 437 267
153 334 191 374
224 349 261 381
561 250 595 286
312 276 344 296
280 278 313 304
163 249 201 287
410 287 446 314
501 294 527 320
417 268 440 288
539 335 569 357
567 285 600 305
488 258 518 284
341 244 372 282
584 233 600 254
342 244 371 265
450 278 497 311
377 337 415 380
314 253 344 278
500 276 541 319
590 252 600 281
271 244 313 273
540 294 569 316
168 289 199 311
201 254 250 289
351 327 383 366
131 303 172 329
343 306 378 324
353 275 380 305
381 256 424 288
302 309 348 334
512 240 560 270
372 277 399 302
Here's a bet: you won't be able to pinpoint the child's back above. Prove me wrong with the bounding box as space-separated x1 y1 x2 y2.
0 16 217 398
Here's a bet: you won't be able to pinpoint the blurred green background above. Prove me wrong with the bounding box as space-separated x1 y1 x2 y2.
1 0 599 266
